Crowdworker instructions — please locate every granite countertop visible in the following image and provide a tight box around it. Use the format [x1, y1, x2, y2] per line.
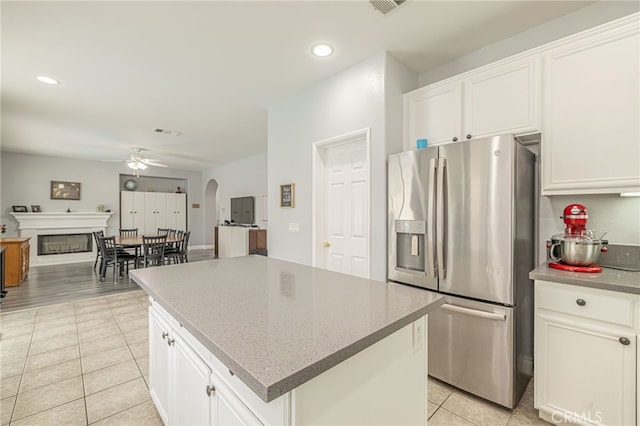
[130, 256, 443, 403]
[530, 263, 640, 294]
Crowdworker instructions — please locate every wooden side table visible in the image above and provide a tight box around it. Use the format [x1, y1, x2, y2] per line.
[0, 237, 31, 286]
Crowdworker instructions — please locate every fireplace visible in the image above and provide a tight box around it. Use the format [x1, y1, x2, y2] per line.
[10, 212, 113, 266]
[38, 233, 93, 256]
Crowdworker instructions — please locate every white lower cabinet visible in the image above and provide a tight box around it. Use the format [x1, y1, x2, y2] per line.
[149, 302, 266, 426]
[535, 280, 639, 426]
[149, 308, 171, 424]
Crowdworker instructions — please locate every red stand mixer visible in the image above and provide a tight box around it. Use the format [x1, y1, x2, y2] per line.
[547, 204, 608, 273]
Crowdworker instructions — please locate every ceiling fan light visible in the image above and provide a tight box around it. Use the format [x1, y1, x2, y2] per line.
[137, 162, 148, 170]
[127, 161, 138, 170]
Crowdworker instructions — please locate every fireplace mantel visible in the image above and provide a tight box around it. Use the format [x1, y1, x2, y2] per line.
[11, 212, 113, 229]
[10, 212, 113, 266]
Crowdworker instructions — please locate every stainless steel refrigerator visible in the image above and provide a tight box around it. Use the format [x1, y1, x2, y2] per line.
[387, 134, 535, 409]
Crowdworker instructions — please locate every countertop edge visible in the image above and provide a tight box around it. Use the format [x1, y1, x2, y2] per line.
[529, 264, 640, 295]
[132, 274, 444, 403]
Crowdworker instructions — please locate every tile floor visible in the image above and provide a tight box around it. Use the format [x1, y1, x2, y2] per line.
[1, 288, 549, 426]
[1, 290, 161, 425]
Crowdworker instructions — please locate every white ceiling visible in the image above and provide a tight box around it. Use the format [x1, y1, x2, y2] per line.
[1, 1, 595, 171]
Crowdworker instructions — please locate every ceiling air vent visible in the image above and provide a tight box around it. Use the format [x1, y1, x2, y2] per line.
[369, 0, 407, 15]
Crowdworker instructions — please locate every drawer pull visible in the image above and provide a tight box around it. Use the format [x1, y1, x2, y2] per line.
[576, 299, 586, 307]
[161, 331, 169, 340]
[619, 337, 631, 346]
[167, 338, 175, 347]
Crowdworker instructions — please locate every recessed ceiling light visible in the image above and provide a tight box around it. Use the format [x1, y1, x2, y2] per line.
[36, 75, 60, 85]
[312, 43, 334, 57]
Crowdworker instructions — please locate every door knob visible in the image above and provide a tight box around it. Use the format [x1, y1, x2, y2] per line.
[323, 241, 331, 248]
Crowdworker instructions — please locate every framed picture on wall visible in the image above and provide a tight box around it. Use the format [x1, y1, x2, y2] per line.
[280, 183, 295, 208]
[12, 205, 28, 212]
[31, 205, 42, 212]
[51, 181, 81, 200]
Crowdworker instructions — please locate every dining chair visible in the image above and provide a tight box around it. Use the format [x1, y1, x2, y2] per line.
[119, 228, 138, 237]
[165, 231, 190, 264]
[92, 230, 105, 270]
[157, 228, 170, 236]
[97, 235, 137, 282]
[139, 235, 167, 268]
[119, 228, 139, 259]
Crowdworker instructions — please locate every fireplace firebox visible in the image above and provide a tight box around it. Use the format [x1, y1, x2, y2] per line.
[38, 233, 93, 256]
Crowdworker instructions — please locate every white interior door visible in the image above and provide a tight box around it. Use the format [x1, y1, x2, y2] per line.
[318, 135, 369, 278]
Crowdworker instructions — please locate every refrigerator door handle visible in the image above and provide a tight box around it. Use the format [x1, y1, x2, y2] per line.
[441, 303, 507, 321]
[426, 158, 437, 278]
[436, 157, 446, 279]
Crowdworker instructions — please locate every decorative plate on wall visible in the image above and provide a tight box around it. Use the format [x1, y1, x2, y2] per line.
[124, 179, 137, 191]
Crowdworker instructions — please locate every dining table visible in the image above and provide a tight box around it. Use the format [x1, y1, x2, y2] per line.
[114, 234, 183, 265]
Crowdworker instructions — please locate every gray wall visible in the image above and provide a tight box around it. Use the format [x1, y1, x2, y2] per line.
[1, 152, 205, 245]
[419, 1, 640, 85]
[203, 152, 268, 245]
[267, 52, 417, 281]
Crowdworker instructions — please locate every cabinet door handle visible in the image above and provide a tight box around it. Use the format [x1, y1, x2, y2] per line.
[161, 331, 169, 340]
[452, 137, 458, 142]
[167, 338, 175, 346]
[466, 134, 472, 140]
[619, 337, 631, 346]
[576, 299, 586, 306]
[206, 384, 216, 396]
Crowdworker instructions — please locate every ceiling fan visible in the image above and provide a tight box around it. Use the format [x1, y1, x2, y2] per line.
[118, 148, 168, 175]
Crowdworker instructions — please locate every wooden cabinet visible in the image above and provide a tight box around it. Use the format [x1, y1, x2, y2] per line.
[0, 237, 30, 287]
[403, 56, 540, 148]
[541, 15, 640, 194]
[143, 193, 168, 234]
[249, 229, 267, 256]
[534, 280, 639, 425]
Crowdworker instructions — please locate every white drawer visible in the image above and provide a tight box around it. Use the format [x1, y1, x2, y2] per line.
[535, 280, 637, 329]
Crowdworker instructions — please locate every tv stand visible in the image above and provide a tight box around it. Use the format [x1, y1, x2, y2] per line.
[214, 226, 267, 258]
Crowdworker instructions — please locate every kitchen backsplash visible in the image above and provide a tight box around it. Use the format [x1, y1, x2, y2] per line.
[538, 194, 640, 263]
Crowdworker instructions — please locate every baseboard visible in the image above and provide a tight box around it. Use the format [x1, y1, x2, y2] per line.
[188, 245, 213, 250]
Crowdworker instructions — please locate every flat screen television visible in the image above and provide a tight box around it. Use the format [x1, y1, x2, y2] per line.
[230, 196, 255, 225]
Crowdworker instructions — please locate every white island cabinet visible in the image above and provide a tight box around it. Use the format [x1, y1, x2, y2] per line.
[131, 256, 443, 426]
[534, 280, 639, 426]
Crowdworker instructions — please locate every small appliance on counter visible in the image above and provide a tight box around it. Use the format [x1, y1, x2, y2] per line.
[547, 204, 608, 273]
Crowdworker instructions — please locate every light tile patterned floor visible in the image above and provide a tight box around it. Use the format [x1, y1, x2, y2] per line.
[0, 290, 161, 425]
[1, 288, 549, 425]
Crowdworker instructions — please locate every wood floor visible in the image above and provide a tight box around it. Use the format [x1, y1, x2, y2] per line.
[0, 249, 216, 313]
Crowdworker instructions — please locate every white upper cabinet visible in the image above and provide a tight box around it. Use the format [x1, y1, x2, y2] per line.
[404, 82, 463, 147]
[541, 15, 640, 194]
[463, 57, 541, 140]
[403, 56, 541, 149]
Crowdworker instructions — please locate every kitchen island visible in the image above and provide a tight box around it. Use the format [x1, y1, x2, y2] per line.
[130, 255, 444, 425]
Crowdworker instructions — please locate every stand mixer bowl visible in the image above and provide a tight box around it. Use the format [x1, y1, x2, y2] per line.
[549, 234, 608, 266]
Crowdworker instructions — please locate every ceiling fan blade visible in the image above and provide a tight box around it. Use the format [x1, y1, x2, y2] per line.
[141, 160, 168, 167]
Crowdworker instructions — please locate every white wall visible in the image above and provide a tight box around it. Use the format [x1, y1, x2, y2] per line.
[267, 52, 417, 281]
[0, 152, 205, 245]
[203, 152, 268, 245]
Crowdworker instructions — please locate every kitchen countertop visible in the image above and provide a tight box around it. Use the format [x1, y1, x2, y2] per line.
[130, 256, 444, 402]
[530, 263, 640, 294]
